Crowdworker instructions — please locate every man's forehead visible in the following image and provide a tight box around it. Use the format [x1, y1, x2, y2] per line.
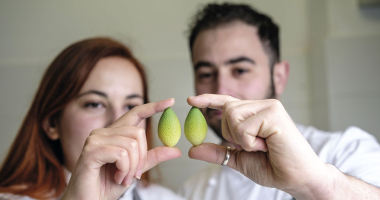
[191, 22, 267, 66]
[193, 21, 260, 47]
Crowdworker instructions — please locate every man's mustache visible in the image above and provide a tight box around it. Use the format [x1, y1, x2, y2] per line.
[206, 108, 222, 118]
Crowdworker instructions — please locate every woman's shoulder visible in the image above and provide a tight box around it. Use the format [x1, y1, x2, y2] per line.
[0, 193, 35, 200]
[136, 181, 185, 200]
[0, 185, 37, 200]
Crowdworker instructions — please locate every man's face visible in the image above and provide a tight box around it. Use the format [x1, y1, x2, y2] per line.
[192, 21, 274, 139]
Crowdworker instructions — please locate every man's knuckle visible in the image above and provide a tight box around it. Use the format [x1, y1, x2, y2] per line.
[85, 136, 97, 145]
[223, 102, 230, 111]
[237, 121, 249, 133]
[82, 144, 95, 154]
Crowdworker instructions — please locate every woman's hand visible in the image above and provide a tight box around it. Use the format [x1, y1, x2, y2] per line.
[61, 98, 182, 200]
[187, 94, 329, 198]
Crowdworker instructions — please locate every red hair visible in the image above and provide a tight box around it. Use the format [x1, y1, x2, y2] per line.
[0, 37, 151, 199]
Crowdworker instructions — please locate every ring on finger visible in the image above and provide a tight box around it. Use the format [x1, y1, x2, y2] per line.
[221, 146, 230, 166]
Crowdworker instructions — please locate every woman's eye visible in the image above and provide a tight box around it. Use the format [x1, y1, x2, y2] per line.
[126, 105, 137, 110]
[84, 102, 104, 109]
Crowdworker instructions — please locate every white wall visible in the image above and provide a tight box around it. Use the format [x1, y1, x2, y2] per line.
[309, 0, 380, 141]
[1, 0, 379, 192]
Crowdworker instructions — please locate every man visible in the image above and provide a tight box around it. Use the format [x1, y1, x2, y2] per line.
[179, 3, 380, 200]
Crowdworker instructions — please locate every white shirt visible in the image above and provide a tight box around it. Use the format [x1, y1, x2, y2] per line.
[0, 167, 184, 200]
[117, 180, 185, 200]
[178, 125, 380, 200]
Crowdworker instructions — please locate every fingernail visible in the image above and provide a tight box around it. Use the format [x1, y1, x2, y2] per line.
[127, 178, 136, 186]
[116, 171, 123, 184]
[135, 170, 142, 179]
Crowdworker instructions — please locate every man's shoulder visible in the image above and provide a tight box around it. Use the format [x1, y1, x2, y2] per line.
[297, 124, 380, 164]
[296, 124, 377, 144]
[297, 124, 380, 187]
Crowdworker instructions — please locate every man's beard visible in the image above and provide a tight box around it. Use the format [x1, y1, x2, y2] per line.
[206, 75, 276, 142]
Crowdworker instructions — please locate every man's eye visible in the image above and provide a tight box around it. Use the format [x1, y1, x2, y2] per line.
[84, 102, 103, 109]
[234, 68, 249, 75]
[198, 73, 213, 79]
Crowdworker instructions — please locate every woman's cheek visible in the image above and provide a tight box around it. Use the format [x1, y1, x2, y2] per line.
[59, 113, 105, 170]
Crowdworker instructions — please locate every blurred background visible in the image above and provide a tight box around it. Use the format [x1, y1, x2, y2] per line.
[1, 0, 380, 192]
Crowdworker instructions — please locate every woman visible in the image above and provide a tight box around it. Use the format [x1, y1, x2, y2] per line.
[0, 38, 183, 199]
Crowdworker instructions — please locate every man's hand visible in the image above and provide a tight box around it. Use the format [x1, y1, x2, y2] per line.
[187, 94, 330, 199]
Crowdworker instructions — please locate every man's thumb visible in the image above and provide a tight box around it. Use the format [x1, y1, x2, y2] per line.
[188, 143, 238, 171]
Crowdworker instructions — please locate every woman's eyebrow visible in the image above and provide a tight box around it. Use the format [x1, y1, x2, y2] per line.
[126, 94, 143, 100]
[77, 90, 107, 99]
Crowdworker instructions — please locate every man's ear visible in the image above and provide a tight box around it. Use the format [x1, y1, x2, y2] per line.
[42, 116, 59, 140]
[273, 60, 290, 98]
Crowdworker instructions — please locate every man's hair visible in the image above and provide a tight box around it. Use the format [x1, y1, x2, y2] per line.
[188, 3, 280, 66]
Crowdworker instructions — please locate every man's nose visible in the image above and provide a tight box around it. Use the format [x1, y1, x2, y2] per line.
[216, 74, 233, 96]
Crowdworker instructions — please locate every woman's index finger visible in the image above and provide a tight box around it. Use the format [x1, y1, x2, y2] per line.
[109, 98, 175, 128]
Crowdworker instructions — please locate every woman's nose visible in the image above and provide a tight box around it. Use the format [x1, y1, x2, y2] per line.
[105, 108, 126, 127]
[113, 109, 126, 121]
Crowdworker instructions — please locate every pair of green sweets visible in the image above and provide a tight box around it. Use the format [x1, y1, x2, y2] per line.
[158, 107, 208, 147]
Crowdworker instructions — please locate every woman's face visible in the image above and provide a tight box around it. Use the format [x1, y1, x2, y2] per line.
[57, 56, 145, 171]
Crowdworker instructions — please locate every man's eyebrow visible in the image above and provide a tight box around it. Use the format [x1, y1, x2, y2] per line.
[194, 61, 213, 71]
[77, 90, 107, 98]
[225, 56, 256, 65]
[126, 94, 143, 100]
